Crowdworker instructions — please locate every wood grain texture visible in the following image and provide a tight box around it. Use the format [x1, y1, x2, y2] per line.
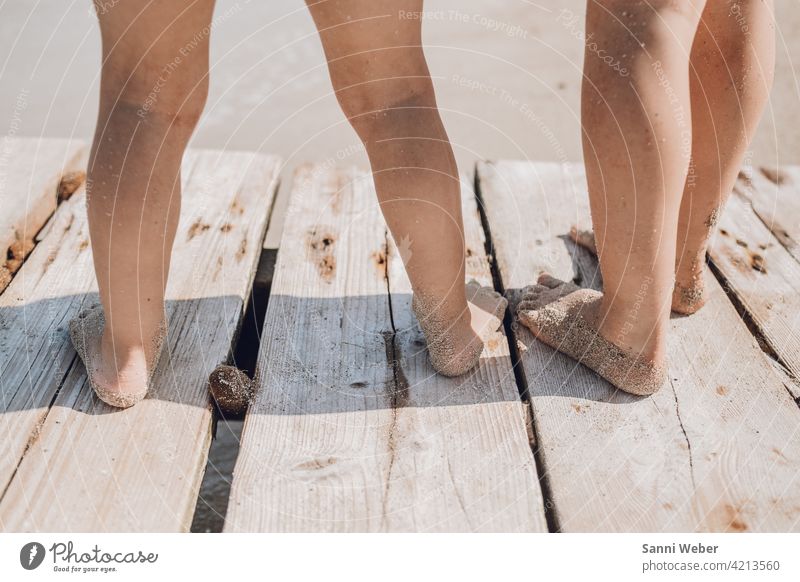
[224, 166, 546, 532]
[478, 160, 800, 532]
[382, 175, 546, 532]
[708, 184, 800, 398]
[0, 148, 281, 532]
[738, 166, 800, 263]
[225, 165, 396, 532]
[0, 138, 87, 289]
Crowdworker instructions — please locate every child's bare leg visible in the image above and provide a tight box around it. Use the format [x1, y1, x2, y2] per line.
[73, 1, 213, 407]
[307, 0, 505, 376]
[674, 0, 775, 314]
[570, 1, 775, 316]
[519, 1, 705, 395]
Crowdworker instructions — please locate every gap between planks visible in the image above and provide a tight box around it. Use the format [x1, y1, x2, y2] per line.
[705, 167, 800, 401]
[224, 164, 547, 532]
[477, 160, 800, 533]
[0, 146, 281, 532]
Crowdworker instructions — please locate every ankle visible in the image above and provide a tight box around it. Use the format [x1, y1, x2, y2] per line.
[100, 319, 167, 364]
[100, 331, 146, 357]
[413, 287, 468, 318]
[597, 295, 668, 360]
[675, 251, 705, 283]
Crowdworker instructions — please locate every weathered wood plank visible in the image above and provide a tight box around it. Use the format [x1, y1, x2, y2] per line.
[738, 166, 800, 263]
[381, 176, 547, 532]
[224, 165, 396, 532]
[225, 166, 546, 532]
[0, 149, 281, 532]
[708, 186, 800, 397]
[253, 171, 287, 291]
[478, 160, 800, 532]
[0, 138, 86, 289]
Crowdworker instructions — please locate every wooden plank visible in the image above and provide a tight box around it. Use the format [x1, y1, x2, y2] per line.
[478, 160, 800, 532]
[253, 167, 286, 291]
[0, 138, 87, 289]
[738, 166, 800, 263]
[224, 164, 396, 532]
[381, 176, 546, 532]
[225, 165, 547, 532]
[708, 187, 800, 397]
[0, 149, 281, 532]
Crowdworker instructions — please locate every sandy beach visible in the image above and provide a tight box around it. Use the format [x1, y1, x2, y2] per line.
[2, 1, 798, 170]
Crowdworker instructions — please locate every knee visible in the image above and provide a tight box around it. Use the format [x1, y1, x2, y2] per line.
[102, 56, 209, 127]
[588, 0, 703, 54]
[338, 79, 437, 140]
[593, 0, 701, 23]
[131, 67, 208, 128]
[328, 55, 437, 140]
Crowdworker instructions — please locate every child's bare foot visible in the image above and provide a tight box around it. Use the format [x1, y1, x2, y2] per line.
[569, 225, 707, 315]
[516, 274, 667, 396]
[413, 281, 508, 377]
[672, 256, 707, 315]
[69, 305, 167, 408]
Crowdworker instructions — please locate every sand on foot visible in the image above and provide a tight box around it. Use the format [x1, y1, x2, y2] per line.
[413, 280, 508, 377]
[516, 274, 667, 396]
[568, 225, 707, 315]
[68, 305, 167, 408]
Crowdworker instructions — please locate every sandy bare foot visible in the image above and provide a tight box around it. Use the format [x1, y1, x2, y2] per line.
[69, 305, 167, 408]
[413, 280, 508, 377]
[516, 274, 667, 396]
[569, 225, 706, 315]
[672, 260, 707, 315]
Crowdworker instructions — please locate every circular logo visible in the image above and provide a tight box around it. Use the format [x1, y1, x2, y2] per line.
[20, 542, 46, 570]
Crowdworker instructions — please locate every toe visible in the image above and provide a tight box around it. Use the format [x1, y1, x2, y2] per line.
[517, 285, 551, 314]
[569, 226, 597, 254]
[465, 280, 496, 304]
[516, 305, 542, 332]
[466, 282, 507, 321]
[464, 279, 481, 298]
[568, 224, 580, 243]
[495, 293, 508, 311]
[537, 272, 565, 289]
[520, 283, 547, 303]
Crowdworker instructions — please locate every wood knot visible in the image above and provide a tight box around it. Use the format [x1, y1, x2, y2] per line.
[307, 228, 337, 282]
[57, 170, 86, 201]
[187, 220, 211, 240]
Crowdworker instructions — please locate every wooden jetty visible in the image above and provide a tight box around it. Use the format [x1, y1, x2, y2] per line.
[1, 138, 798, 532]
[0, 138, 280, 531]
